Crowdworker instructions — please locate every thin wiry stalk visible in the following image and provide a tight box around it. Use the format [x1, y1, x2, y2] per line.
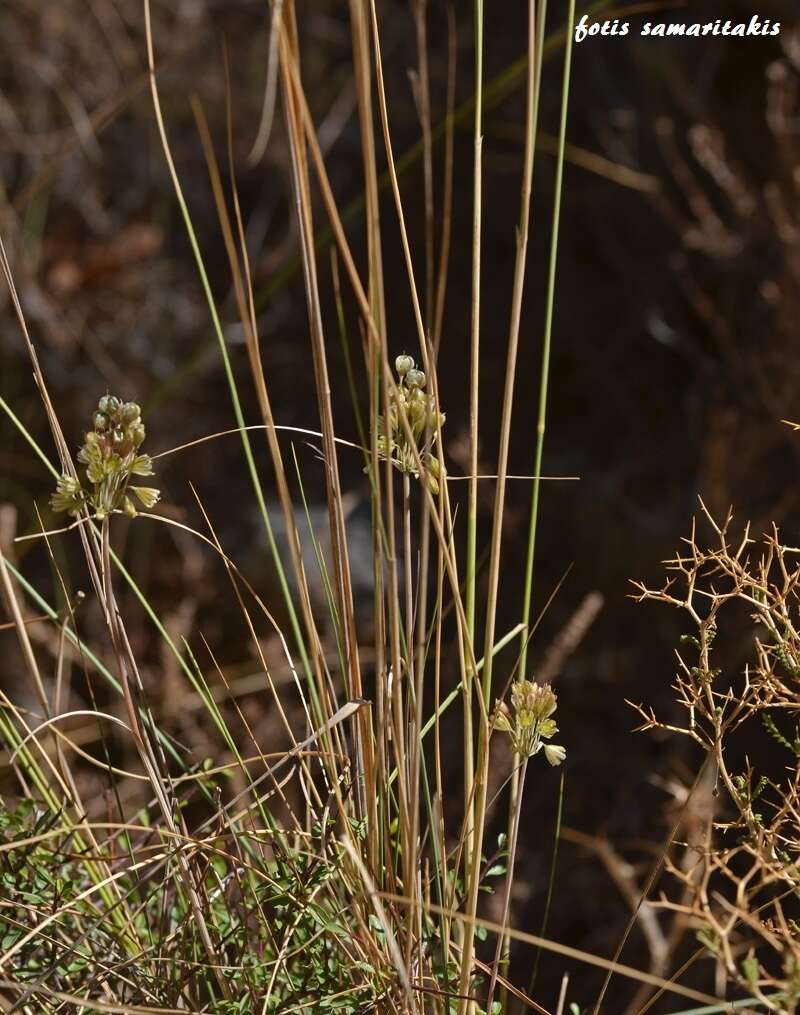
[464, 0, 484, 923]
[296, 9, 487, 966]
[519, 0, 575, 678]
[308, 6, 490, 970]
[432, 504, 452, 972]
[282, 41, 482, 958]
[192, 85, 325, 680]
[411, 0, 435, 334]
[98, 514, 230, 1001]
[402, 467, 422, 970]
[247, 0, 284, 165]
[0, 516, 191, 775]
[282, 44, 480, 679]
[346, 7, 388, 877]
[346, 17, 390, 868]
[486, 756, 529, 1013]
[523, 770, 566, 1012]
[458, 0, 552, 1001]
[365, 0, 428, 360]
[277, 2, 365, 861]
[513, 4, 576, 987]
[0, 668, 136, 960]
[432, 1, 457, 357]
[410, 0, 440, 938]
[0, 252, 218, 972]
[500, 0, 549, 996]
[143, 0, 316, 703]
[187, 495, 321, 822]
[352, 0, 416, 907]
[381, 892, 724, 1008]
[189, 93, 336, 821]
[252, 0, 613, 318]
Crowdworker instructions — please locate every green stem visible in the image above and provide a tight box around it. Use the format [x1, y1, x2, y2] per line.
[524, 770, 565, 1008]
[462, 0, 483, 999]
[143, 0, 315, 706]
[486, 755, 529, 1014]
[520, 0, 576, 677]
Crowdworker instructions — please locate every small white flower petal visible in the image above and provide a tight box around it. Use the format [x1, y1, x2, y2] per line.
[544, 743, 566, 767]
[131, 486, 161, 509]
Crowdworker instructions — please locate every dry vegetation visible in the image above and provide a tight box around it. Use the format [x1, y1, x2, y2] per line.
[1, 1, 799, 1014]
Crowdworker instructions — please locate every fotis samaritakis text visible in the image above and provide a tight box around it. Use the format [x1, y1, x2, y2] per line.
[574, 14, 782, 43]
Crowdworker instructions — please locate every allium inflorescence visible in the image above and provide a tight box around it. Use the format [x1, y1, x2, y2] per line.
[493, 679, 566, 764]
[51, 395, 159, 520]
[376, 355, 444, 493]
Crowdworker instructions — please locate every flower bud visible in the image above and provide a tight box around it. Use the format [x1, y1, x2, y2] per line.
[409, 397, 426, 422]
[493, 702, 513, 733]
[98, 395, 120, 415]
[427, 400, 443, 430]
[121, 402, 141, 424]
[405, 368, 426, 390]
[395, 354, 415, 377]
[93, 412, 109, 432]
[112, 430, 133, 457]
[409, 400, 427, 440]
[544, 744, 566, 766]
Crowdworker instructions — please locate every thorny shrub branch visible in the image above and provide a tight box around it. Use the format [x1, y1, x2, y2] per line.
[632, 500, 800, 1012]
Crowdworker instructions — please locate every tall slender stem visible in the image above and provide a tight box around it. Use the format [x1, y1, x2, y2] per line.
[466, 0, 484, 647]
[403, 470, 421, 968]
[458, 0, 551, 1003]
[520, 0, 577, 677]
[463, 0, 484, 968]
[486, 756, 529, 1014]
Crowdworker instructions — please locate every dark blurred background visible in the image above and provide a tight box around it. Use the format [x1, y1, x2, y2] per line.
[2, 0, 800, 1009]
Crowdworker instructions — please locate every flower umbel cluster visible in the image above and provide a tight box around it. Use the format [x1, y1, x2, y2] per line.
[51, 395, 160, 520]
[376, 355, 445, 494]
[494, 679, 566, 765]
